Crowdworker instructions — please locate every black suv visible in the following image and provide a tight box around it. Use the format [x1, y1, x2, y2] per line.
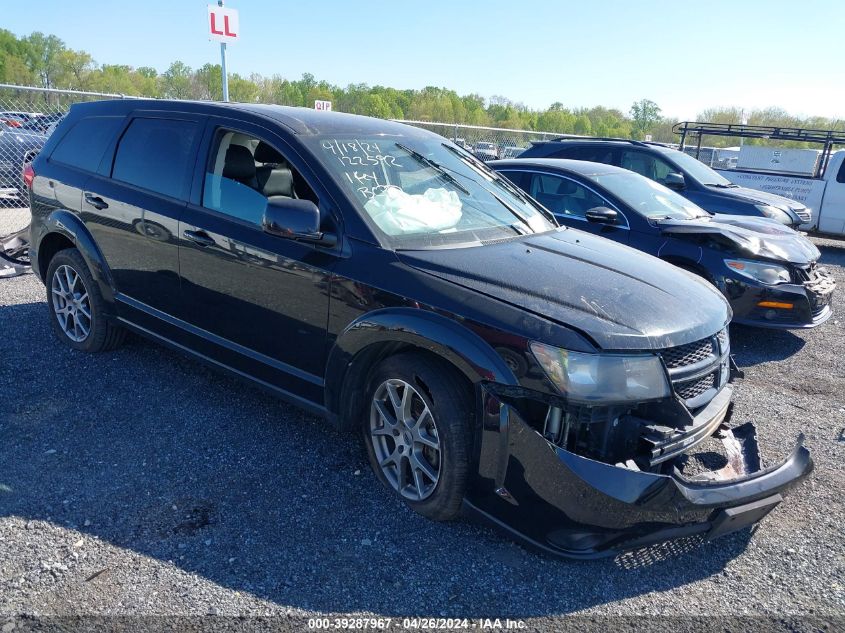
[27, 100, 811, 559]
[519, 137, 811, 228]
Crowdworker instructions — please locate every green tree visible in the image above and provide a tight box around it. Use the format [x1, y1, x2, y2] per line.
[630, 99, 662, 138]
[194, 63, 223, 100]
[23, 32, 65, 88]
[573, 114, 592, 135]
[56, 49, 94, 89]
[161, 61, 193, 99]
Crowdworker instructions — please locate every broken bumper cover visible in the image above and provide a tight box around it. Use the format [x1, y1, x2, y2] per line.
[726, 271, 835, 329]
[466, 388, 813, 560]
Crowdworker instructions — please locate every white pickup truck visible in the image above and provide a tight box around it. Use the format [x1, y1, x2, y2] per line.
[675, 122, 845, 237]
[716, 150, 845, 236]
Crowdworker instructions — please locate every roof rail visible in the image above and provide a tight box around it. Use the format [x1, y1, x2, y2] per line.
[546, 134, 652, 147]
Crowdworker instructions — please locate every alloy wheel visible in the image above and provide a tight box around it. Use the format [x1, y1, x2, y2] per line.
[369, 378, 442, 501]
[51, 264, 91, 342]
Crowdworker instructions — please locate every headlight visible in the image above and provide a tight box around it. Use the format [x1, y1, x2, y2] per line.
[529, 342, 670, 403]
[725, 258, 791, 284]
[755, 204, 792, 224]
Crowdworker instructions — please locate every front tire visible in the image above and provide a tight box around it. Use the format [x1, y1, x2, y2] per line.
[45, 248, 125, 352]
[363, 352, 473, 521]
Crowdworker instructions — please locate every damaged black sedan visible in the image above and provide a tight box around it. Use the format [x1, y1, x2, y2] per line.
[492, 159, 835, 329]
[28, 101, 812, 560]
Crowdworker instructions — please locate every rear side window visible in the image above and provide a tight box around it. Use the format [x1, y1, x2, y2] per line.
[49, 116, 123, 173]
[837, 158, 845, 184]
[553, 145, 615, 164]
[112, 118, 198, 199]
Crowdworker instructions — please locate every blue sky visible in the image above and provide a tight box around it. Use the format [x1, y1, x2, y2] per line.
[6, 0, 844, 119]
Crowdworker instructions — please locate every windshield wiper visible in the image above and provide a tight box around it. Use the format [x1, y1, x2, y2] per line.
[489, 192, 537, 234]
[440, 143, 525, 199]
[439, 142, 556, 223]
[395, 143, 470, 195]
[706, 182, 739, 188]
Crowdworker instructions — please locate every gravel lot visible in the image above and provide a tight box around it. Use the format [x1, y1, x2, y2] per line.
[1, 226, 844, 630]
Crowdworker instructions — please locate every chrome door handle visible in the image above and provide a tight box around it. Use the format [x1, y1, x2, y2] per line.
[182, 229, 215, 247]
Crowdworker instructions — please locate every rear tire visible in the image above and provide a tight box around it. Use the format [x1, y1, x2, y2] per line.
[363, 352, 473, 521]
[45, 248, 125, 352]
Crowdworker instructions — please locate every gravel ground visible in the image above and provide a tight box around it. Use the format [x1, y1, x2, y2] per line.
[0, 232, 844, 631]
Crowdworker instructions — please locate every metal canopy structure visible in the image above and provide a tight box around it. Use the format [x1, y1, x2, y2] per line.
[673, 121, 845, 178]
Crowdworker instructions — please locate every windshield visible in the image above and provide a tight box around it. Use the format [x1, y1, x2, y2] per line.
[663, 148, 732, 186]
[589, 172, 709, 220]
[308, 134, 556, 249]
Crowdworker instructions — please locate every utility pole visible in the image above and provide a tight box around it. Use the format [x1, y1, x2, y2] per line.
[218, 0, 229, 102]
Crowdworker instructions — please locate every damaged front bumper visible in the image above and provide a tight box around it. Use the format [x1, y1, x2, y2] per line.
[466, 386, 813, 561]
[725, 267, 835, 329]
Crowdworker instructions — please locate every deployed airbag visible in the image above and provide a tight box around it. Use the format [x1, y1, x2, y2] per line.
[364, 186, 462, 235]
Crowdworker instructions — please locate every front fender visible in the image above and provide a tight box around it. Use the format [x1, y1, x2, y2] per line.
[35, 209, 116, 303]
[324, 308, 519, 424]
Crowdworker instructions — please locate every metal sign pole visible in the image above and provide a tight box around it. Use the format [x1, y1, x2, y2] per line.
[218, 0, 229, 102]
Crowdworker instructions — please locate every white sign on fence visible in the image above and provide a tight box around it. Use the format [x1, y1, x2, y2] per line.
[314, 100, 332, 112]
[208, 5, 239, 43]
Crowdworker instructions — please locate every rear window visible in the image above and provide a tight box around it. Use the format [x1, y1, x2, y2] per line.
[49, 116, 123, 173]
[112, 118, 198, 199]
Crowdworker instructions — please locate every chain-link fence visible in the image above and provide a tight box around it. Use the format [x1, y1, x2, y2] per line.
[393, 120, 567, 160]
[0, 84, 138, 277]
[0, 84, 137, 275]
[0, 84, 134, 231]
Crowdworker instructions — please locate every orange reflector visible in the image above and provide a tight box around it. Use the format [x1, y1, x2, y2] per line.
[758, 301, 794, 310]
[727, 261, 746, 271]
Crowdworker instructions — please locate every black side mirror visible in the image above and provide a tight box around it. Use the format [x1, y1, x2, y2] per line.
[585, 206, 618, 224]
[664, 172, 686, 190]
[263, 198, 336, 246]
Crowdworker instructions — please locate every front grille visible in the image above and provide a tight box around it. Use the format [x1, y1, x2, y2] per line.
[661, 339, 713, 369]
[792, 263, 814, 283]
[795, 208, 812, 223]
[676, 373, 716, 400]
[658, 329, 729, 407]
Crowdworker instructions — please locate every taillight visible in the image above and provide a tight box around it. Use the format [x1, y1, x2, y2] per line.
[6, 119, 22, 128]
[23, 162, 35, 189]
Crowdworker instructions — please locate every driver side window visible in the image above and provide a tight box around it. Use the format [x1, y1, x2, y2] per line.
[527, 173, 607, 219]
[202, 130, 318, 226]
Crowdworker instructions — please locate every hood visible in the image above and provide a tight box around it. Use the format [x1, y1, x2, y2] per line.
[397, 229, 730, 351]
[716, 185, 805, 212]
[659, 214, 820, 264]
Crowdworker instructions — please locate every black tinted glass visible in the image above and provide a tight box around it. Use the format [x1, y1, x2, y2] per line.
[556, 145, 615, 164]
[497, 170, 526, 188]
[50, 116, 123, 173]
[112, 118, 197, 198]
